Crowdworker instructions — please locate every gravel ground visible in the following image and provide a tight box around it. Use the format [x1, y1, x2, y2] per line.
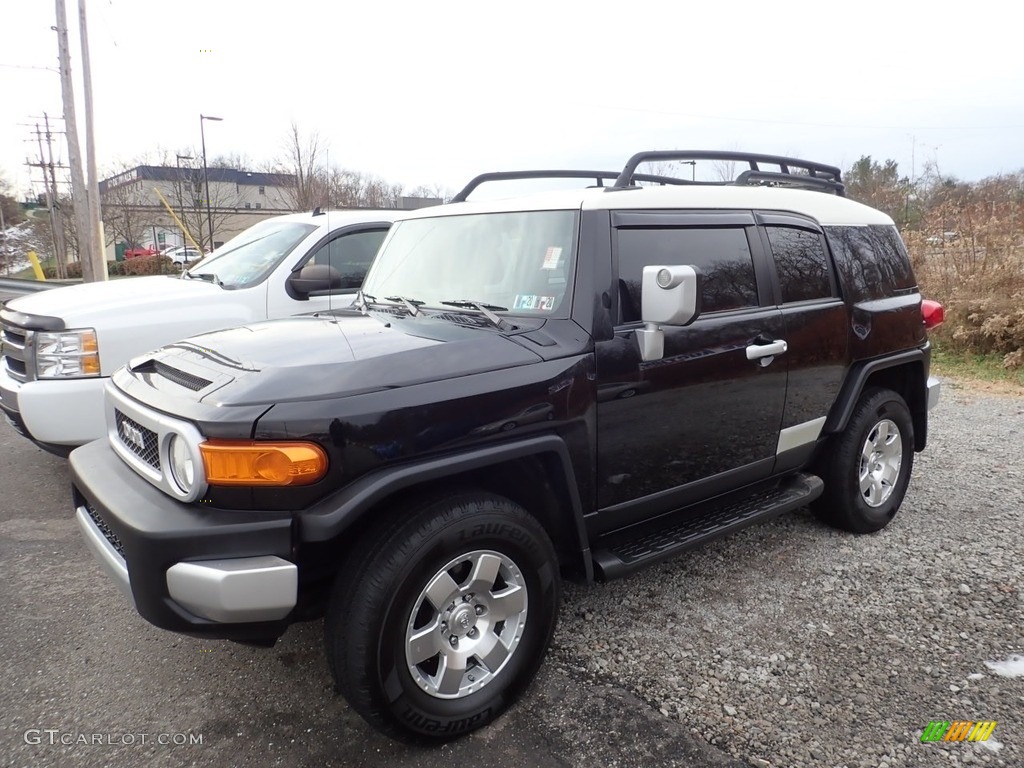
[2, 379, 1020, 767]
[548, 380, 1024, 767]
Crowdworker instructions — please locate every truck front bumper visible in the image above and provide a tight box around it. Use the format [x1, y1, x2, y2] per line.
[0, 368, 108, 454]
[70, 438, 297, 642]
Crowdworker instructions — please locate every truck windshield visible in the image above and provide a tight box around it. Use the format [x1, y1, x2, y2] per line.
[187, 221, 317, 289]
[362, 210, 577, 316]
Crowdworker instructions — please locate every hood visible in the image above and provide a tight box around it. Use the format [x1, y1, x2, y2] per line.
[128, 313, 543, 407]
[7, 276, 223, 327]
[7, 276, 265, 375]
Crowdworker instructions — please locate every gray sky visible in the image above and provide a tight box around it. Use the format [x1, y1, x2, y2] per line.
[2, 0, 1022, 199]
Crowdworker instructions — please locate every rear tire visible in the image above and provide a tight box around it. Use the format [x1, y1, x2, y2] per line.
[814, 387, 914, 533]
[325, 491, 559, 741]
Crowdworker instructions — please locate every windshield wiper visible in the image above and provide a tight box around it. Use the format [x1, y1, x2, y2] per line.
[191, 272, 223, 287]
[384, 295, 425, 317]
[355, 291, 375, 312]
[440, 299, 512, 330]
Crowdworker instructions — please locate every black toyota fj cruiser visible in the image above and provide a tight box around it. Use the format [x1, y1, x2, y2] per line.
[71, 151, 943, 740]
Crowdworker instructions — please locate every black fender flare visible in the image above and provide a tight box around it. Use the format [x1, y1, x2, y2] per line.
[297, 434, 593, 580]
[822, 346, 929, 450]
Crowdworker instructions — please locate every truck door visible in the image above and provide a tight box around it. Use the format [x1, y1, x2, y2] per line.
[593, 211, 787, 534]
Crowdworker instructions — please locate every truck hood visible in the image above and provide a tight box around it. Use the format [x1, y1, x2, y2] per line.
[127, 313, 543, 407]
[7, 276, 264, 375]
[7, 276, 223, 327]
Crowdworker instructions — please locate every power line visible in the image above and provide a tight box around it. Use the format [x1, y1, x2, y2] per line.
[0, 63, 59, 72]
[577, 102, 1024, 132]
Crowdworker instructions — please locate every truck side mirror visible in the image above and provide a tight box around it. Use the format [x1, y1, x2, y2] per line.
[287, 264, 343, 300]
[636, 265, 702, 362]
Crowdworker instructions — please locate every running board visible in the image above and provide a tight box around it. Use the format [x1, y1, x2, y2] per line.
[592, 473, 824, 580]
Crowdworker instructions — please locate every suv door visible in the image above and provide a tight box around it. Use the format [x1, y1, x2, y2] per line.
[266, 224, 391, 317]
[593, 211, 787, 534]
[757, 213, 849, 472]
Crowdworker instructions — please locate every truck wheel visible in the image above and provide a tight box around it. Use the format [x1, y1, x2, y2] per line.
[325, 491, 559, 740]
[814, 387, 914, 534]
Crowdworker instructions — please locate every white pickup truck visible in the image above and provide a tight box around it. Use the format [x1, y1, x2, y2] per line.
[0, 209, 400, 454]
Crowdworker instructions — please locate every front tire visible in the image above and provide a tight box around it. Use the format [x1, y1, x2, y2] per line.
[814, 387, 914, 533]
[325, 491, 559, 740]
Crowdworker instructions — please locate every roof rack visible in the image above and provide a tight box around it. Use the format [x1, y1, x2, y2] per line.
[614, 150, 846, 196]
[450, 169, 689, 203]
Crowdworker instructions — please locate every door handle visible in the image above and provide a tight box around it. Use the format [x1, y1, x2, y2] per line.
[746, 339, 788, 360]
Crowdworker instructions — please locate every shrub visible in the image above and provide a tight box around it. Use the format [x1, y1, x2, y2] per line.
[120, 255, 176, 276]
[43, 257, 177, 279]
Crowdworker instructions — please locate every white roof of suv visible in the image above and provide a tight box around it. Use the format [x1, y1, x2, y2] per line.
[396, 152, 893, 228]
[400, 185, 891, 228]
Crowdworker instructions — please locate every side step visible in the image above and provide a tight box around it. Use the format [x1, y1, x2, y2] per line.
[592, 472, 824, 580]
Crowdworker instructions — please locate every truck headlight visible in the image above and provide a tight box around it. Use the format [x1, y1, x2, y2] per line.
[34, 329, 100, 378]
[168, 434, 196, 494]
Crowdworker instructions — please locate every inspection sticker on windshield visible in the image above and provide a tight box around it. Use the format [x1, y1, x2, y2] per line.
[514, 295, 556, 310]
[541, 247, 562, 270]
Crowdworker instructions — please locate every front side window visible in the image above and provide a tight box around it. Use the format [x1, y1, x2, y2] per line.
[362, 210, 577, 316]
[307, 229, 388, 289]
[615, 227, 758, 322]
[188, 221, 317, 289]
[766, 226, 835, 303]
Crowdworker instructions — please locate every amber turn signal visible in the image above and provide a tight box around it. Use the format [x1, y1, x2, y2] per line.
[200, 440, 328, 486]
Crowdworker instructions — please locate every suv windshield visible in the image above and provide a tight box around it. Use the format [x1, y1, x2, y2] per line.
[187, 221, 318, 289]
[362, 210, 577, 316]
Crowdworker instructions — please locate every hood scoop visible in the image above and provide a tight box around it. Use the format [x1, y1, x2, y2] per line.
[132, 359, 213, 392]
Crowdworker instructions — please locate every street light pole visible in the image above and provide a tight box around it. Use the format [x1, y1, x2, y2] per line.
[175, 154, 193, 252]
[199, 114, 222, 252]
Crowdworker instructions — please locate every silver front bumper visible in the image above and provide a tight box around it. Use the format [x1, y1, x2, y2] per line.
[76, 504, 297, 623]
[75, 505, 135, 606]
[165, 558, 297, 623]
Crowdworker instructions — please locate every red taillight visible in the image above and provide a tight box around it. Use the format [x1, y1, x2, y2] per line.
[922, 299, 944, 330]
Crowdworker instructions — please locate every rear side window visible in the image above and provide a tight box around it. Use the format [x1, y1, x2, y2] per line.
[825, 225, 917, 301]
[615, 227, 757, 322]
[766, 226, 835, 303]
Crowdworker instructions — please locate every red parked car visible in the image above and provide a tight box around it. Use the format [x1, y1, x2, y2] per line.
[123, 247, 160, 259]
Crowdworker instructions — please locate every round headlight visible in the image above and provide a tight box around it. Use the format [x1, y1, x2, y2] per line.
[168, 435, 195, 493]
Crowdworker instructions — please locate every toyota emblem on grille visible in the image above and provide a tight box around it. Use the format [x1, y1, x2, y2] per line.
[121, 422, 145, 452]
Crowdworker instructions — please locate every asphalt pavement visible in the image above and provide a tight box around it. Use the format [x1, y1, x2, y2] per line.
[0, 424, 743, 768]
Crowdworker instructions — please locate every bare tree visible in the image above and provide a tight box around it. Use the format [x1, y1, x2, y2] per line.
[209, 152, 253, 170]
[102, 175, 150, 248]
[711, 159, 738, 182]
[281, 122, 328, 210]
[406, 184, 452, 203]
[169, 164, 238, 250]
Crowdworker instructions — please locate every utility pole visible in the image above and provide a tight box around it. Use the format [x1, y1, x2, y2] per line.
[26, 118, 70, 278]
[42, 114, 69, 276]
[54, 0, 95, 281]
[79, 0, 106, 279]
[0, 201, 6, 276]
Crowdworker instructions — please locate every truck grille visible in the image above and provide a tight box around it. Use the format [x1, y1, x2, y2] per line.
[0, 321, 31, 383]
[114, 409, 160, 470]
[84, 501, 125, 557]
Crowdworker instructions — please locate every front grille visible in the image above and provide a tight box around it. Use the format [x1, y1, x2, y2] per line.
[84, 501, 125, 557]
[114, 410, 160, 470]
[1, 322, 30, 383]
[153, 361, 211, 392]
